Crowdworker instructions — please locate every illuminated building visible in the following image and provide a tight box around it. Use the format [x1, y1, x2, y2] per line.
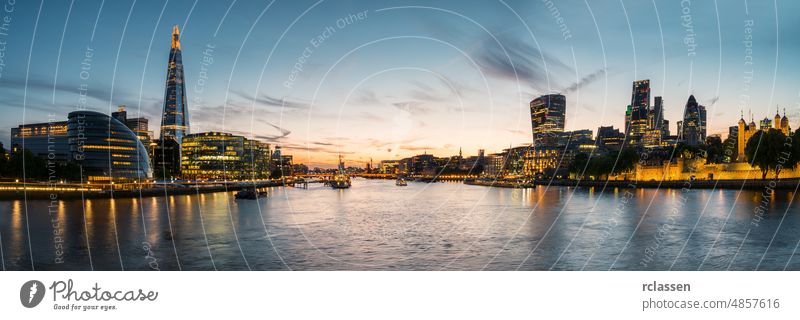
[271, 146, 293, 177]
[483, 154, 506, 178]
[651, 96, 669, 137]
[180, 132, 272, 180]
[530, 94, 566, 147]
[552, 129, 594, 147]
[379, 160, 400, 174]
[159, 25, 190, 146]
[777, 109, 791, 135]
[597, 126, 624, 151]
[627, 80, 651, 145]
[759, 117, 772, 130]
[112, 105, 152, 148]
[768, 109, 792, 135]
[10, 120, 70, 162]
[680, 95, 707, 146]
[152, 138, 181, 180]
[67, 111, 152, 183]
[735, 110, 792, 162]
[624, 105, 632, 134]
[527, 147, 571, 178]
[243, 138, 272, 179]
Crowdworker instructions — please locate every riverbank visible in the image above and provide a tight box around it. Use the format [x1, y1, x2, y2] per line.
[0, 180, 287, 200]
[464, 179, 536, 188]
[534, 178, 800, 190]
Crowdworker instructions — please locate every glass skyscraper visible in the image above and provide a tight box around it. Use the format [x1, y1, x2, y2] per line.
[530, 94, 566, 147]
[627, 79, 650, 144]
[159, 25, 189, 145]
[681, 95, 707, 146]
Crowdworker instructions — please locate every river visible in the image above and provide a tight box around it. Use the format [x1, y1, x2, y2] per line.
[1, 178, 799, 270]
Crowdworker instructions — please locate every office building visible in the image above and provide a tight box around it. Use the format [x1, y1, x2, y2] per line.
[680, 95, 707, 145]
[67, 111, 152, 183]
[159, 25, 190, 145]
[530, 94, 566, 147]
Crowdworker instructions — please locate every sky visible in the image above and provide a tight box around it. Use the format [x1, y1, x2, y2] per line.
[0, 0, 798, 168]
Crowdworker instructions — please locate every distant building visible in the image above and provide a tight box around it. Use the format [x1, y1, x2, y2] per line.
[483, 154, 506, 178]
[379, 160, 400, 174]
[597, 126, 625, 151]
[112, 105, 152, 148]
[680, 95, 707, 145]
[530, 94, 566, 147]
[10, 120, 70, 162]
[735, 110, 792, 162]
[152, 138, 181, 180]
[759, 117, 772, 130]
[775, 109, 791, 135]
[271, 146, 293, 177]
[180, 132, 272, 180]
[627, 80, 651, 145]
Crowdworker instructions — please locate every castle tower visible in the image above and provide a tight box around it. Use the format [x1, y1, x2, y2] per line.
[781, 108, 790, 135]
[737, 113, 746, 162]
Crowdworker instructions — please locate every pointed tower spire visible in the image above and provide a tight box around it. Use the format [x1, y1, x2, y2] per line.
[171, 25, 181, 50]
[160, 24, 189, 145]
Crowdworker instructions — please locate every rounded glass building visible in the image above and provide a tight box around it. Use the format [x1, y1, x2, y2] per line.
[67, 111, 152, 183]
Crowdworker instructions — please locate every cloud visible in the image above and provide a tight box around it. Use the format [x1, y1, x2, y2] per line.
[392, 101, 430, 114]
[353, 89, 381, 105]
[399, 145, 436, 152]
[233, 91, 310, 109]
[561, 68, 606, 93]
[706, 96, 720, 107]
[409, 80, 447, 102]
[0, 75, 115, 103]
[506, 129, 529, 136]
[474, 34, 570, 89]
[358, 111, 385, 122]
[276, 141, 355, 154]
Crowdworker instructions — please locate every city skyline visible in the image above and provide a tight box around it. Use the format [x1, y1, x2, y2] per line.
[1, 1, 798, 168]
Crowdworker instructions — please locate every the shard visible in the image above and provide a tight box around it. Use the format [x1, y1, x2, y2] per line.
[159, 25, 189, 145]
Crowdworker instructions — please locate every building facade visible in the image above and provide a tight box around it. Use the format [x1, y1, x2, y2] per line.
[160, 25, 190, 146]
[627, 80, 651, 145]
[67, 111, 152, 183]
[10, 120, 70, 162]
[681, 95, 707, 145]
[530, 94, 566, 147]
[180, 132, 272, 180]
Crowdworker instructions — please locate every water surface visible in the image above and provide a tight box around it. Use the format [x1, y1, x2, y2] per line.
[1, 179, 799, 270]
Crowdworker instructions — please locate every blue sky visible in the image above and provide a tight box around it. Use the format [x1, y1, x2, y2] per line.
[0, 0, 798, 167]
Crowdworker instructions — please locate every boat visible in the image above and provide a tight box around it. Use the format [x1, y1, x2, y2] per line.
[395, 177, 407, 186]
[235, 189, 267, 199]
[330, 155, 351, 189]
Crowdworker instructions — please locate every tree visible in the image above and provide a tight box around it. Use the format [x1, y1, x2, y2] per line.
[0, 147, 7, 178]
[614, 148, 640, 173]
[5, 149, 48, 180]
[568, 153, 590, 178]
[744, 128, 796, 179]
[56, 161, 83, 182]
[270, 168, 284, 179]
[721, 136, 737, 163]
[568, 148, 639, 180]
[704, 136, 724, 164]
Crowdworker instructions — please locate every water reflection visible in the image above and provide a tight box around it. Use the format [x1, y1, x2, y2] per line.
[0, 179, 799, 270]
